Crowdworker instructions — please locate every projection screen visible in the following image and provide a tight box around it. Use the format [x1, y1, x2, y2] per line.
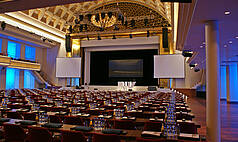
[154, 54, 185, 78]
[56, 58, 81, 78]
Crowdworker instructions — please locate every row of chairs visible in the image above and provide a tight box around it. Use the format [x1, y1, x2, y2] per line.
[2, 123, 199, 142]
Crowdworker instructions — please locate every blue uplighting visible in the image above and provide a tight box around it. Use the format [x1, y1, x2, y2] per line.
[25, 45, 36, 61]
[228, 63, 238, 102]
[6, 68, 19, 90]
[7, 41, 20, 59]
[220, 66, 227, 99]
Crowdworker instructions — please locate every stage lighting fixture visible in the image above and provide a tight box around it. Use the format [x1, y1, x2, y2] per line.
[84, 24, 88, 31]
[95, 14, 100, 22]
[130, 19, 135, 27]
[129, 34, 133, 39]
[112, 35, 116, 39]
[75, 19, 79, 24]
[80, 24, 84, 32]
[189, 64, 196, 68]
[87, 14, 92, 21]
[79, 15, 84, 21]
[101, 13, 105, 19]
[68, 25, 73, 33]
[108, 12, 113, 18]
[144, 18, 148, 26]
[114, 25, 119, 30]
[182, 50, 193, 57]
[124, 20, 128, 26]
[1, 21, 6, 30]
[98, 35, 101, 40]
[147, 30, 150, 37]
[160, 0, 192, 3]
[194, 68, 200, 72]
[118, 14, 123, 21]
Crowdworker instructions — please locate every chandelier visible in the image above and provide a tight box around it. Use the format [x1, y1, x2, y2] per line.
[91, 13, 117, 29]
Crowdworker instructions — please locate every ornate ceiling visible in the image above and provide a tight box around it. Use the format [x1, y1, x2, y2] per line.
[16, 0, 171, 34]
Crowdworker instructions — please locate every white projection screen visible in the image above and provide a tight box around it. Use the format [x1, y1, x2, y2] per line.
[154, 54, 185, 78]
[56, 58, 81, 78]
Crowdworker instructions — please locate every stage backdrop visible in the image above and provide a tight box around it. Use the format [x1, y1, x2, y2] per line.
[90, 49, 158, 86]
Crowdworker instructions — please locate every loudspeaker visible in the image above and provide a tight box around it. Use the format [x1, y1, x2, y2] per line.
[148, 86, 157, 91]
[65, 35, 72, 52]
[160, 0, 192, 3]
[162, 28, 168, 49]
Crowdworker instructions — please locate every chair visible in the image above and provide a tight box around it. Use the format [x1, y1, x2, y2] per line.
[136, 137, 166, 142]
[113, 120, 136, 130]
[49, 115, 63, 123]
[6, 111, 23, 119]
[3, 123, 27, 142]
[23, 112, 36, 121]
[61, 130, 87, 142]
[27, 126, 53, 142]
[63, 116, 83, 125]
[92, 133, 120, 142]
[143, 121, 162, 132]
[178, 122, 198, 134]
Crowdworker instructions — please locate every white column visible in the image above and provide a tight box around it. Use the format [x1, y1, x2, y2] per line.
[205, 20, 221, 142]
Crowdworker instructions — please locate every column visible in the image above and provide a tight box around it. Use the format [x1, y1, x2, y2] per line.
[205, 20, 220, 142]
[19, 44, 25, 89]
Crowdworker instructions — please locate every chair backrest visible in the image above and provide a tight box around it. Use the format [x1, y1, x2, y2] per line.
[61, 130, 87, 142]
[3, 123, 26, 142]
[143, 121, 162, 132]
[92, 133, 120, 142]
[63, 116, 83, 125]
[23, 112, 36, 121]
[178, 122, 198, 134]
[136, 137, 166, 142]
[114, 120, 135, 130]
[49, 115, 63, 123]
[28, 126, 52, 142]
[6, 111, 23, 119]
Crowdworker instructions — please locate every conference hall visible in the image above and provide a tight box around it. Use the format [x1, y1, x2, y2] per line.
[0, 0, 237, 142]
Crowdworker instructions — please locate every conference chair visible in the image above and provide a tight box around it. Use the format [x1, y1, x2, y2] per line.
[6, 111, 23, 119]
[3, 123, 27, 142]
[178, 122, 198, 134]
[63, 116, 83, 125]
[143, 121, 162, 132]
[61, 130, 87, 142]
[113, 119, 136, 130]
[27, 126, 53, 142]
[92, 133, 120, 142]
[49, 115, 63, 124]
[23, 112, 36, 121]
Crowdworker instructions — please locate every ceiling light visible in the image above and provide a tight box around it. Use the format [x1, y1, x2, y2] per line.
[235, 36, 238, 39]
[224, 11, 231, 15]
[200, 45, 203, 48]
[229, 41, 233, 44]
[224, 44, 227, 48]
[202, 42, 205, 44]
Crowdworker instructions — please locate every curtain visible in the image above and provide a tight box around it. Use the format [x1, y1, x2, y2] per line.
[24, 70, 35, 89]
[7, 41, 20, 59]
[6, 68, 19, 89]
[25, 46, 36, 61]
